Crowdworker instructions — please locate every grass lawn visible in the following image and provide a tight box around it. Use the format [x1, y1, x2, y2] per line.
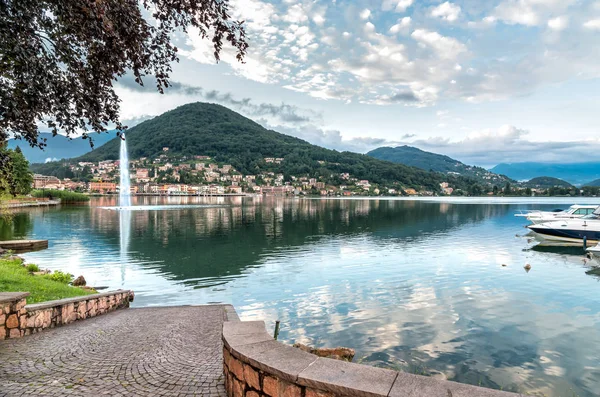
[0, 257, 94, 304]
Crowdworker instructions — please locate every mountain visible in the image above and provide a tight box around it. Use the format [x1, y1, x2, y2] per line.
[8, 132, 115, 164]
[524, 176, 574, 189]
[490, 162, 600, 186]
[34, 102, 460, 192]
[367, 145, 512, 186]
[583, 179, 600, 187]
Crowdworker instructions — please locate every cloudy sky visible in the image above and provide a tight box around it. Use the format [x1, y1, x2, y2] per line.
[114, 0, 600, 167]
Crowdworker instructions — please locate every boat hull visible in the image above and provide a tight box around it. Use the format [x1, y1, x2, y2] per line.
[528, 225, 600, 244]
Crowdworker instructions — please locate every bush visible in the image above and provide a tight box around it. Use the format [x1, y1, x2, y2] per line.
[25, 263, 40, 272]
[31, 189, 90, 203]
[43, 270, 73, 284]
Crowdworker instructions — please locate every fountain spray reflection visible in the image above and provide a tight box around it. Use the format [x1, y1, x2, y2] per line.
[119, 134, 131, 208]
[118, 209, 131, 285]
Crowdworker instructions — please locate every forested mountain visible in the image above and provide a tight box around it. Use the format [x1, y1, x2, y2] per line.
[367, 145, 512, 186]
[524, 176, 574, 189]
[490, 162, 600, 186]
[583, 179, 600, 187]
[8, 133, 114, 163]
[34, 102, 479, 192]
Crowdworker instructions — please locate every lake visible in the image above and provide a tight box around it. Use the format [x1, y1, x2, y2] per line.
[2, 196, 600, 396]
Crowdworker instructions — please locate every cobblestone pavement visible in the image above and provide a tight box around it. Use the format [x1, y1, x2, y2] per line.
[0, 305, 229, 396]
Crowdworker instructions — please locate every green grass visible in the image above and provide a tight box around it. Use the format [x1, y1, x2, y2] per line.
[31, 189, 90, 203]
[0, 257, 94, 303]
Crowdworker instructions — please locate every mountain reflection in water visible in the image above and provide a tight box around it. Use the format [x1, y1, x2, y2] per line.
[2, 196, 600, 397]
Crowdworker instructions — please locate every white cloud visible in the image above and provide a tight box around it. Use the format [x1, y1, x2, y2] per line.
[583, 19, 600, 30]
[411, 29, 467, 59]
[360, 9, 371, 20]
[491, 0, 578, 27]
[547, 16, 568, 31]
[389, 17, 411, 34]
[283, 4, 309, 24]
[430, 2, 461, 22]
[409, 125, 600, 165]
[382, 0, 414, 13]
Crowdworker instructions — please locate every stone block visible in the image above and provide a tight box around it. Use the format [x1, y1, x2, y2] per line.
[233, 377, 244, 397]
[238, 341, 318, 383]
[247, 391, 260, 397]
[0, 314, 5, 326]
[297, 357, 397, 397]
[262, 375, 278, 397]
[227, 372, 233, 396]
[226, 332, 275, 349]
[243, 364, 260, 390]
[230, 358, 245, 380]
[77, 302, 87, 320]
[6, 314, 18, 329]
[231, 340, 280, 363]
[42, 310, 52, 328]
[19, 314, 26, 328]
[279, 381, 302, 397]
[223, 321, 268, 336]
[388, 372, 522, 397]
[15, 299, 26, 311]
[9, 328, 21, 338]
[0, 327, 5, 339]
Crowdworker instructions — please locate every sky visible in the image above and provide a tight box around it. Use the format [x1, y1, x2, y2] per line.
[113, 0, 600, 168]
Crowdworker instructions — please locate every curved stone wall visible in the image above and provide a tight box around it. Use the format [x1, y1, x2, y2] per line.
[1, 290, 134, 339]
[222, 320, 523, 397]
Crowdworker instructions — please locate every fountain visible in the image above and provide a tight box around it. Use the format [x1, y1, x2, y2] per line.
[119, 134, 131, 208]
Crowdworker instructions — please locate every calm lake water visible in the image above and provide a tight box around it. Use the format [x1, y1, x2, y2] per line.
[2, 196, 600, 396]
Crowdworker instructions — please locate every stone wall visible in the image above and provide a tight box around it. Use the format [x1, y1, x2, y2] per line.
[222, 320, 524, 397]
[0, 290, 134, 340]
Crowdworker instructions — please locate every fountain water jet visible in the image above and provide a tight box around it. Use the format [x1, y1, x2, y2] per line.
[119, 134, 131, 208]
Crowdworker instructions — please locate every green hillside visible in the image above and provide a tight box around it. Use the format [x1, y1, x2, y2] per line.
[524, 176, 574, 189]
[367, 145, 512, 186]
[583, 179, 600, 187]
[35, 102, 464, 192]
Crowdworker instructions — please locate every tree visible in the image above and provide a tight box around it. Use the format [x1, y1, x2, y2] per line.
[0, 0, 248, 160]
[0, 145, 33, 197]
[504, 182, 511, 196]
[9, 147, 33, 196]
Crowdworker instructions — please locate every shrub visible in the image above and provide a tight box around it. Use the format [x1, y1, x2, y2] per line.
[43, 270, 74, 284]
[31, 189, 90, 203]
[25, 263, 40, 272]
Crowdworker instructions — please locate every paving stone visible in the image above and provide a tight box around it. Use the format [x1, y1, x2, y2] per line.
[0, 305, 232, 396]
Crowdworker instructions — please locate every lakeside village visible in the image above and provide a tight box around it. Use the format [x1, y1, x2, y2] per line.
[33, 148, 450, 197]
[32, 148, 596, 197]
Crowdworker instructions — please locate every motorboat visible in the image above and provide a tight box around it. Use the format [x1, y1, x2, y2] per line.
[527, 208, 600, 244]
[587, 243, 600, 257]
[516, 205, 599, 224]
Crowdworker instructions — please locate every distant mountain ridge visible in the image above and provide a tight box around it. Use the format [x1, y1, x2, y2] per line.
[490, 162, 600, 186]
[8, 133, 115, 164]
[524, 176, 574, 189]
[584, 179, 600, 187]
[367, 145, 512, 186]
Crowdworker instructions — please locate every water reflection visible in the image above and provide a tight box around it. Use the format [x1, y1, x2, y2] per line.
[1, 197, 600, 397]
[119, 209, 131, 286]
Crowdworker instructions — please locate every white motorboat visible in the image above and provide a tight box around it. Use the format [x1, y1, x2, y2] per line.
[516, 205, 599, 224]
[587, 243, 600, 256]
[527, 208, 600, 244]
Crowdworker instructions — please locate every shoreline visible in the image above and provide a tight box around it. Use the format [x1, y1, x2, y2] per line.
[1, 199, 60, 209]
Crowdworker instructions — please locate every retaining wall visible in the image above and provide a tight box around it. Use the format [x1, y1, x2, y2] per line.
[0, 290, 133, 340]
[222, 320, 524, 397]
